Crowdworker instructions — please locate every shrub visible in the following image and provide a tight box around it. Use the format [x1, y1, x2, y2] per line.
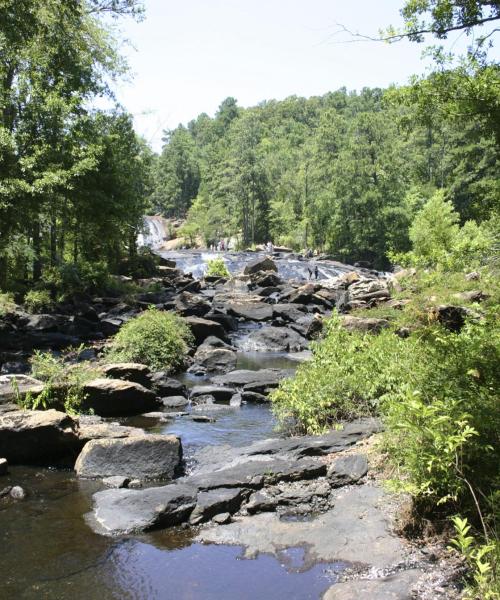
[271, 316, 407, 434]
[21, 348, 99, 413]
[24, 289, 53, 313]
[0, 291, 16, 316]
[118, 247, 159, 279]
[205, 257, 230, 278]
[107, 307, 193, 371]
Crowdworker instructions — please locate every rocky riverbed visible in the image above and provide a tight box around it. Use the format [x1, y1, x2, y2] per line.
[0, 251, 463, 599]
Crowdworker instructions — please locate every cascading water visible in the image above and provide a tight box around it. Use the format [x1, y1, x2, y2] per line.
[137, 215, 168, 249]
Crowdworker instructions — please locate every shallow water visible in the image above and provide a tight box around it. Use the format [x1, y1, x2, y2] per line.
[0, 253, 350, 599]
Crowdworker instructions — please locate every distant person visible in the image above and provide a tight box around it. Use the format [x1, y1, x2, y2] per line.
[314, 265, 319, 279]
[308, 266, 313, 280]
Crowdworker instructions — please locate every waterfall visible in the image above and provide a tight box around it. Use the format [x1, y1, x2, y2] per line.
[137, 216, 168, 249]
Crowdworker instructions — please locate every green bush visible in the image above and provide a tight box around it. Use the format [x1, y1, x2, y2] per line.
[21, 348, 99, 413]
[24, 289, 53, 313]
[118, 247, 159, 279]
[271, 316, 406, 434]
[0, 291, 16, 316]
[205, 257, 230, 278]
[107, 307, 193, 371]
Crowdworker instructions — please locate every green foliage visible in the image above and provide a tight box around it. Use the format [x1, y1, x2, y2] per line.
[24, 289, 53, 313]
[107, 307, 193, 372]
[0, 292, 16, 315]
[118, 247, 159, 279]
[271, 317, 405, 434]
[449, 516, 499, 600]
[205, 257, 230, 278]
[22, 348, 99, 413]
[177, 222, 200, 247]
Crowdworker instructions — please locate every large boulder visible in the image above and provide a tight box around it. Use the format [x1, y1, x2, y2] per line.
[184, 316, 227, 345]
[211, 369, 293, 394]
[192, 337, 237, 374]
[174, 292, 211, 317]
[149, 372, 187, 397]
[77, 416, 143, 446]
[226, 302, 273, 322]
[82, 378, 159, 417]
[99, 363, 151, 388]
[0, 409, 80, 464]
[75, 434, 182, 480]
[190, 385, 237, 403]
[243, 326, 308, 353]
[243, 256, 277, 276]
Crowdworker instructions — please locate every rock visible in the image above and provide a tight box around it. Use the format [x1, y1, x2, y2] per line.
[328, 454, 368, 486]
[246, 490, 278, 514]
[161, 396, 189, 409]
[211, 369, 293, 391]
[453, 290, 488, 303]
[0, 409, 80, 464]
[272, 303, 308, 323]
[10, 485, 26, 500]
[103, 476, 130, 489]
[212, 512, 231, 524]
[191, 415, 216, 423]
[0, 485, 12, 497]
[82, 378, 159, 417]
[243, 326, 308, 352]
[75, 434, 182, 480]
[184, 316, 227, 345]
[77, 418, 143, 446]
[174, 292, 211, 317]
[203, 313, 238, 332]
[465, 271, 480, 281]
[226, 302, 273, 322]
[189, 488, 246, 524]
[190, 386, 237, 403]
[243, 256, 277, 275]
[22, 314, 65, 332]
[323, 570, 423, 600]
[99, 318, 122, 336]
[0, 457, 8, 475]
[290, 315, 324, 340]
[99, 363, 151, 388]
[149, 372, 187, 397]
[90, 483, 198, 535]
[433, 305, 475, 332]
[282, 283, 319, 304]
[241, 391, 268, 403]
[0, 361, 29, 375]
[340, 316, 390, 333]
[0, 374, 45, 405]
[192, 341, 237, 374]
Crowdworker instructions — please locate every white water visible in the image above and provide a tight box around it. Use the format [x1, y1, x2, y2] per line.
[137, 216, 168, 249]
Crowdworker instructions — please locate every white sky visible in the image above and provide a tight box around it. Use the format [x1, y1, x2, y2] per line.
[109, 0, 499, 151]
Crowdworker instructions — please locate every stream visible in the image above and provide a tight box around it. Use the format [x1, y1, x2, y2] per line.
[0, 241, 352, 599]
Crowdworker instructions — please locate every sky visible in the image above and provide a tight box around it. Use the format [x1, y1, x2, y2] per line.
[110, 0, 498, 151]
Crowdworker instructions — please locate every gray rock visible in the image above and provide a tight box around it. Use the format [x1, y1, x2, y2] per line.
[246, 490, 278, 514]
[323, 569, 423, 600]
[340, 316, 390, 333]
[0, 409, 80, 464]
[272, 303, 308, 322]
[77, 418, 143, 446]
[0, 485, 12, 497]
[243, 256, 277, 275]
[103, 476, 130, 489]
[149, 372, 187, 397]
[75, 434, 182, 480]
[10, 485, 26, 500]
[0, 374, 45, 405]
[190, 386, 237, 403]
[241, 391, 268, 403]
[190, 488, 246, 524]
[161, 396, 189, 409]
[0, 457, 8, 475]
[211, 369, 293, 390]
[82, 378, 159, 417]
[184, 316, 227, 345]
[192, 344, 237, 374]
[191, 415, 216, 423]
[226, 302, 273, 322]
[90, 483, 198, 535]
[328, 454, 368, 486]
[175, 292, 211, 317]
[243, 326, 308, 352]
[99, 363, 151, 388]
[212, 512, 231, 524]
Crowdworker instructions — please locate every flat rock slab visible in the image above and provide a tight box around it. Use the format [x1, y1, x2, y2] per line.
[323, 569, 424, 600]
[242, 326, 308, 353]
[99, 363, 151, 388]
[199, 485, 406, 568]
[75, 434, 182, 480]
[226, 302, 273, 322]
[91, 483, 197, 535]
[211, 369, 294, 390]
[190, 487, 246, 524]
